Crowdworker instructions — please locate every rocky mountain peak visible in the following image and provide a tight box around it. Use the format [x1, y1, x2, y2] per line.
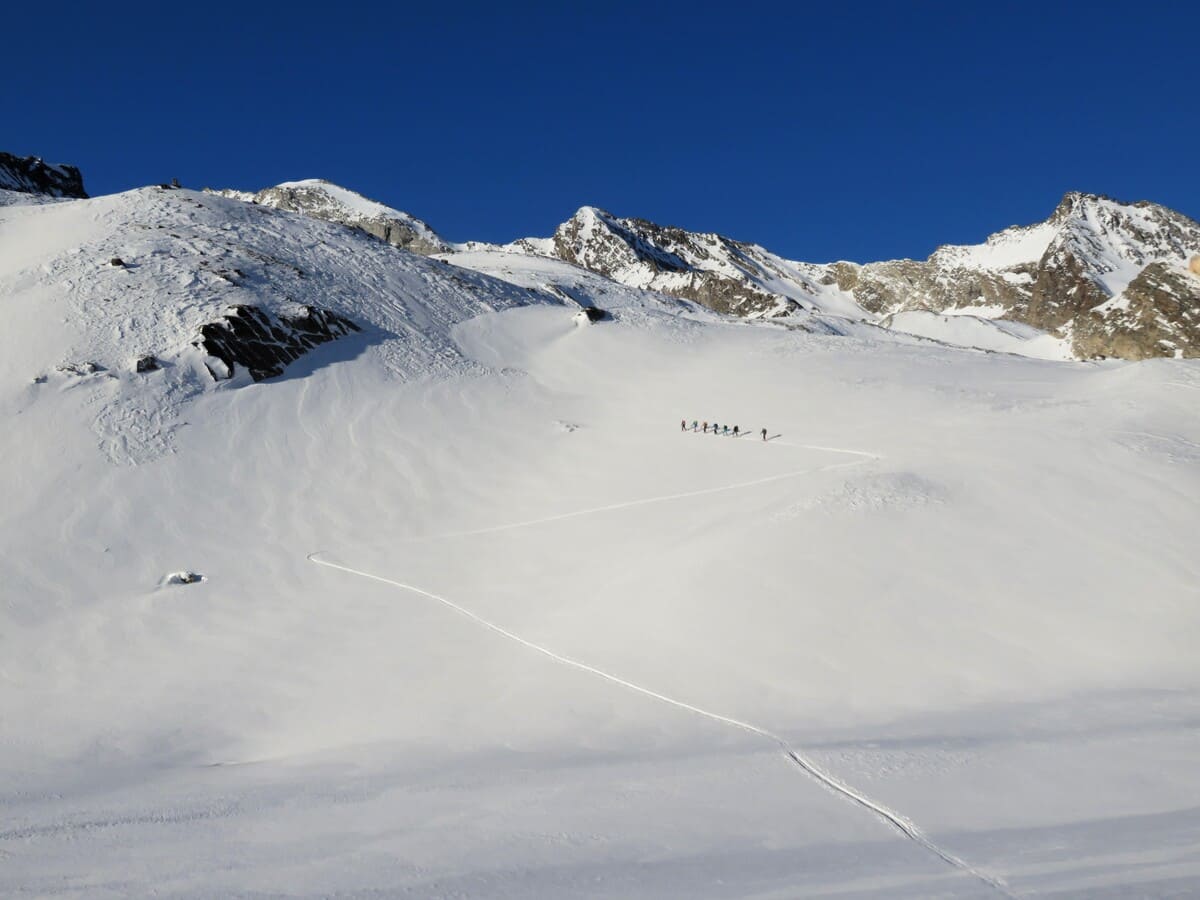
[494, 192, 1200, 359]
[553, 206, 692, 279]
[1049, 191, 1115, 223]
[0, 152, 87, 201]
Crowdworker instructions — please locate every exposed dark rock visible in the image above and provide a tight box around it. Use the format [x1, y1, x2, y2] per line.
[109, 257, 125, 268]
[581, 307, 610, 322]
[0, 152, 87, 198]
[166, 571, 205, 585]
[195, 304, 360, 382]
[135, 355, 160, 373]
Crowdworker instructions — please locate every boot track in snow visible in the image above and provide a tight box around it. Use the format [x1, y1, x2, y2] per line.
[308, 442, 1013, 897]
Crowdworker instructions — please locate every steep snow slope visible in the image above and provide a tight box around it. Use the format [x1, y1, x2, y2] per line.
[882, 310, 1074, 360]
[2, 196, 1198, 900]
[0, 186, 559, 463]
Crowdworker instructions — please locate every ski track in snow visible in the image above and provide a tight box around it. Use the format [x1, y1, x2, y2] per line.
[308, 442, 1014, 897]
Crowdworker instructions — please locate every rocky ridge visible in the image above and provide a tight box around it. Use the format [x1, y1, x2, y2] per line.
[823, 193, 1200, 359]
[484, 194, 1200, 359]
[201, 172, 1200, 360]
[472, 206, 861, 319]
[0, 152, 87, 202]
[206, 180, 450, 255]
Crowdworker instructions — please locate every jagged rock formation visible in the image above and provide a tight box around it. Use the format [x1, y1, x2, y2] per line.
[196, 304, 360, 382]
[1074, 262, 1200, 359]
[489, 194, 1200, 359]
[207, 180, 450, 255]
[0, 152, 87, 200]
[491, 207, 806, 318]
[829, 193, 1200, 359]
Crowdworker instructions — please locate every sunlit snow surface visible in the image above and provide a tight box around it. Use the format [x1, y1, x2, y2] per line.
[1, 190, 1199, 898]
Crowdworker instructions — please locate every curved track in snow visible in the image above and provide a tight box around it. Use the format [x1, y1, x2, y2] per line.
[309, 442, 1014, 897]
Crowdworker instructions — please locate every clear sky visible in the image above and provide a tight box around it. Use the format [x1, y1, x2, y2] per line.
[7, 1, 1198, 262]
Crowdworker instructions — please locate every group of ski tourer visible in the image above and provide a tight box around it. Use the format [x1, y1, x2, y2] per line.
[681, 419, 768, 441]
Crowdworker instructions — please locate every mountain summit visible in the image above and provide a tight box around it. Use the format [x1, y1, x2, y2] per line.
[207, 179, 451, 256]
[0, 151, 87, 203]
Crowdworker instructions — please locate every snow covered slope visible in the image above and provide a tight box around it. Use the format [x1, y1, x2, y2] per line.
[2, 174, 1199, 897]
[882, 310, 1074, 360]
[0, 185, 559, 463]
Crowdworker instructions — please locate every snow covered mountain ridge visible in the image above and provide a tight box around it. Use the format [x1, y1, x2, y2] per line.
[15, 153, 1200, 361]
[214, 174, 1195, 360]
[474, 193, 1200, 360]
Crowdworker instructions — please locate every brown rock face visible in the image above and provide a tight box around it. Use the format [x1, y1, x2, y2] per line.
[1074, 262, 1200, 359]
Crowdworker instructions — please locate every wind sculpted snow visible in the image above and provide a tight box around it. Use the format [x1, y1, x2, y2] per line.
[1, 192, 1199, 897]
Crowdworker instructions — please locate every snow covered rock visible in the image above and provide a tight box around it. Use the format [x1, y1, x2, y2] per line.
[0, 151, 87, 201]
[477, 193, 1200, 360]
[164, 572, 205, 586]
[830, 192, 1200, 359]
[206, 180, 450, 255]
[499, 206, 815, 319]
[573, 307, 610, 324]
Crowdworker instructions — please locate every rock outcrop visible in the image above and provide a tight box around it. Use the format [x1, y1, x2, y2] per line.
[207, 180, 450, 255]
[0, 152, 87, 199]
[1074, 262, 1200, 359]
[530, 207, 800, 318]
[196, 304, 360, 382]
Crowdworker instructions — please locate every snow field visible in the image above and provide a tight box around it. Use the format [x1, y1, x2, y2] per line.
[1, 193, 1199, 896]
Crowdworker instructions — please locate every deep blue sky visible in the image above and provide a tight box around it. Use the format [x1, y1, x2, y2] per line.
[7, 1, 1198, 262]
